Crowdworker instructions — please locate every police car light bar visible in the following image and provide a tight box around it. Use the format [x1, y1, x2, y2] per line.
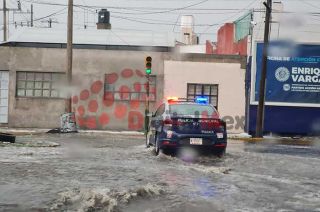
[195, 96, 209, 104]
[167, 96, 208, 104]
[167, 96, 179, 101]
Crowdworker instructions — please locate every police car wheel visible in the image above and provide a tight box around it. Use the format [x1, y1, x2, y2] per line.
[214, 147, 226, 157]
[145, 132, 151, 148]
[154, 136, 160, 156]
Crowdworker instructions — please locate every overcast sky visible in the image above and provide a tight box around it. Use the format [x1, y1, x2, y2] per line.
[1, 0, 320, 43]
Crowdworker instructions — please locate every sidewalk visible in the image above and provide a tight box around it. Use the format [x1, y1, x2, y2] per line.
[0, 128, 317, 143]
[0, 127, 251, 138]
[0, 128, 145, 136]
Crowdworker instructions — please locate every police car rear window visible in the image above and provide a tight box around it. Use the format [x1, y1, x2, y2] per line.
[169, 104, 216, 116]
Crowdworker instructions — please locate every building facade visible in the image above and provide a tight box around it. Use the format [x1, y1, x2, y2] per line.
[0, 29, 247, 133]
[0, 44, 170, 130]
[210, 1, 320, 135]
[164, 54, 247, 133]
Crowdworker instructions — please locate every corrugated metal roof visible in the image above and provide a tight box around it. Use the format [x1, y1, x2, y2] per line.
[2, 28, 175, 47]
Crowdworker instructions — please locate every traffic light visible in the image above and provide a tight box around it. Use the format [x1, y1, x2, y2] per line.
[145, 56, 152, 75]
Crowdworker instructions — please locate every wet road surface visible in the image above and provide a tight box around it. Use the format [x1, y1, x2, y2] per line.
[0, 134, 320, 212]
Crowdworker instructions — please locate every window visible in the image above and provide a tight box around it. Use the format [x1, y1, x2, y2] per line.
[16, 72, 65, 98]
[104, 74, 156, 102]
[169, 104, 216, 116]
[187, 83, 219, 108]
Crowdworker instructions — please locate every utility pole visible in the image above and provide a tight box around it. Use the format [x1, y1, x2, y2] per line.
[3, 0, 7, 42]
[66, 0, 73, 113]
[30, 4, 33, 27]
[255, 0, 272, 138]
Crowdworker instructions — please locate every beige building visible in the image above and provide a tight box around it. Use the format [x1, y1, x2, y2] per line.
[164, 55, 246, 133]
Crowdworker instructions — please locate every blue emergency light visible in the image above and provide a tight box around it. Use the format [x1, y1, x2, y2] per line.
[195, 96, 209, 104]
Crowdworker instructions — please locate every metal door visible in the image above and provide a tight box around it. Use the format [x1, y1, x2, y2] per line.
[0, 71, 9, 123]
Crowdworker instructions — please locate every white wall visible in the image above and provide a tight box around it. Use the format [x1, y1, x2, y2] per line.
[164, 61, 246, 133]
[178, 45, 206, 54]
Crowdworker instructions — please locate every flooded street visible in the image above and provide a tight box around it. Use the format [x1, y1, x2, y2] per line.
[0, 134, 320, 212]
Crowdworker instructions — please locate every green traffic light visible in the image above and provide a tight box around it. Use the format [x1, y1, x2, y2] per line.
[146, 68, 151, 75]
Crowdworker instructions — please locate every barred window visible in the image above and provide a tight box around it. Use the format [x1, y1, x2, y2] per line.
[104, 74, 156, 101]
[187, 83, 219, 109]
[16, 72, 65, 98]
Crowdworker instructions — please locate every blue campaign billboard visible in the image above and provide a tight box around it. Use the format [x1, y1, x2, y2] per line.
[254, 42, 320, 104]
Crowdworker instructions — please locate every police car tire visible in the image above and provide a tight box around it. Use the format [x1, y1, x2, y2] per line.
[215, 148, 226, 157]
[154, 136, 160, 156]
[145, 133, 151, 148]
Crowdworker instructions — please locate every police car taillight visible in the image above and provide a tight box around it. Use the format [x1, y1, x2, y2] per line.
[212, 120, 226, 131]
[164, 119, 173, 127]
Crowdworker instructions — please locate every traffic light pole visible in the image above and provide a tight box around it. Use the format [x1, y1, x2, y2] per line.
[145, 75, 150, 134]
[255, 0, 272, 138]
[144, 56, 152, 134]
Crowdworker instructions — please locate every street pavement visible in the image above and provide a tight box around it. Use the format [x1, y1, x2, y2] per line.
[0, 133, 319, 212]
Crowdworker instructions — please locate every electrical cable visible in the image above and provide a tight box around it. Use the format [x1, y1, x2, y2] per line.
[200, 0, 259, 36]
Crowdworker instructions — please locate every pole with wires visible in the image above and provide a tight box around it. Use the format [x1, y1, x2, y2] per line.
[66, 0, 73, 113]
[255, 0, 272, 138]
[30, 4, 33, 27]
[3, 0, 7, 42]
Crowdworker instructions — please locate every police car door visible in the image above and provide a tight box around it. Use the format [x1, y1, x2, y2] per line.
[152, 104, 165, 134]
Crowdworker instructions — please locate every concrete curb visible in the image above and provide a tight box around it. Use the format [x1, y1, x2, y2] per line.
[2, 129, 315, 143]
[0, 128, 51, 135]
[78, 130, 144, 136]
[0, 128, 145, 136]
[1, 128, 248, 138]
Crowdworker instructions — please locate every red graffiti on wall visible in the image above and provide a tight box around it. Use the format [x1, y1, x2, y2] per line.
[85, 116, 97, 129]
[134, 82, 141, 92]
[121, 68, 134, 78]
[91, 81, 103, 94]
[72, 68, 154, 130]
[130, 99, 140, 110]
[103, 92, 114, 107]
[77, 105, 85, 117]
[119, 85, 130, 100]
[72, 96, 78, 104]
[105, 73, 118, 84]
[99, 113, 110, 126]
[128, 111, 144, 130]
[80, 90, 90, 101]
[88, 100, 98, 113]
[114, 103, 128, 119]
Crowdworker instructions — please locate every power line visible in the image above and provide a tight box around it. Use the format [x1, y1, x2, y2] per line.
[7, 3, 320, 29]
[113, 0, 210, 15]
[33, 7, 66, 22]
[200, 0, 259, 35]
[1, 7, 67, 26]
[21, 0, 256, 12]
[71, 7, 234, 27]
[299, 0, 320, 11]
[111, 15, 219, 27]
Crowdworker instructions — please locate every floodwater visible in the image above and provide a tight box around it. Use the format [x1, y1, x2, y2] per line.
[0, 134, 320, 212]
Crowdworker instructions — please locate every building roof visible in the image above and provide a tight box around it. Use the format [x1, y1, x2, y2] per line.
[1, 27, 176, 48]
